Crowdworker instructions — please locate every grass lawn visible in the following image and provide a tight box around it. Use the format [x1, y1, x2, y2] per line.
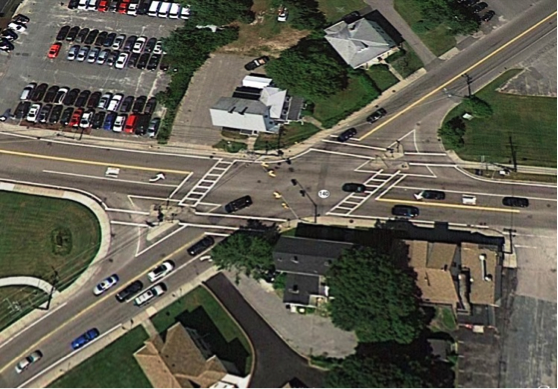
[367, 64, 399, 92]
[253, 122, 321, 151]
[386, 42, 424, 78]
[213, 139, 247, 153]
[0, 191, 101, 330]
[151, 286, 252, 375]
[464, 169, 557, 184]
[50, 326, 151, 388]
[318, 0, 366, 22]
[430, 307, 457, 333]
[394, 0, 456, 56]
[312, 73, 380, 128]
[221, 129, 249, 140]
[445, 70, 557, 167]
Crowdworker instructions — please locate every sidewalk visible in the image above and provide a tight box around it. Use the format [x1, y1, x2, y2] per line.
[446, 151, 558, 176]
[0, 182, 111, 343]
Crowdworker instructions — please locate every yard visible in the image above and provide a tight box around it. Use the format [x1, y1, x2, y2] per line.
[150, 286, 252, 375]
[367, 64, 399, 92]
[444, 70, 557, 167]
[317, 0, 367, 22]
[429, 307, 458, 333]
[0, 191, 101, 330]
[50, 327, 151, 388]
[386, 42, 424, 78]
[394, 0, 456, 56]
[213, 139, 248, 153]
[253, 122, 322, 151]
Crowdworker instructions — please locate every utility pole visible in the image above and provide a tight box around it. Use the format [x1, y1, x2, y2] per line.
[508, 135, 518, 172]
[291, 179, 318, 223]
[462, 73, 473, 98]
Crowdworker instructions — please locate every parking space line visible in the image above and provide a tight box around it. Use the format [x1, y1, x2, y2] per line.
[0, 149, 191, 174]
[376, 198, 521, 213]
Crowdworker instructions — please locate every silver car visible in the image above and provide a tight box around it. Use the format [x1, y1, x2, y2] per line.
[76, 46, 90, 62]
[96, 49, 110, 65]
[111, 34, 125, 50]
[15, 351, 43, 374]
[67, 44, 80, 61]
[115, 52, 129, 69]
[97, 92, 113, 109]
[87, 46, 100, 63]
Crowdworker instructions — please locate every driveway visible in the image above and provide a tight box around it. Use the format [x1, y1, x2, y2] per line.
[205, 273, 326, 388]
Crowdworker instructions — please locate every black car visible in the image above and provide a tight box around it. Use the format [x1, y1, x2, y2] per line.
[94, 31, 108, 46]
[109, 1, 118, 12]
[14, 101, 31, 119]
[137, 53, 150, 69]
[43, 86, 59, 103]
[106, 51, 118, 67]
[56, 25, 71, 41]
[132, 95, 147, 113]
[0, 38, 14, 52]
[84, 29, 99, 45]
[75, 90, 91, 108]
[31, 83, 48, 102]
[127, 52, 139, 68]
[144, 97, 157, 115]
[414, 190, 445, 200]
[86, 91, 102, 109]
[502, 196, 529, 208]
[115, 280, 143, 302]
[391, 205, 420, 218]
[123, 35, 137, 52]
[187, 236, 215, 256]
[144, 37, 157, 54]
[54, 87, 69, 104]
[12, 14, 29, 24]
[147, 117, 160, 137]
[244, 56, 269, 71]
[343, 11, 361, 24]
[137, 0, 150, 15]
[134, 114, 151, 135]
[63, 88, 80, 106]
[1, 29, 18, 41]
[60, 107, 74, 125]
[366, 108, 387, 123]
[472, 2, 488, 13]
[224, 195, 253, 213]
[75, 28, 89, 44]
[103, 32, 116, 47]
[147, 54, 161, 71]
[481, 10, 495, 22]
[65, 26, 80, 42]
[91, 111, 106, 129]
[48, 105, 64, 124]
[38, 104, 53, 123]
[120, 96, 134, 113]
[68, 0, 79, 8]
[342, 183, 366, 193]
[337, 127, 357, 142]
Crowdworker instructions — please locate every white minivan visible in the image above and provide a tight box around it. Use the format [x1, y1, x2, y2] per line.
[157, 1, 172, 18]
[168, 3, 180, 18]
[147, 0, 161, 17]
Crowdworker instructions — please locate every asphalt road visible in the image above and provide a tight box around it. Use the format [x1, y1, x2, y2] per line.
[0, 1, 554, 388]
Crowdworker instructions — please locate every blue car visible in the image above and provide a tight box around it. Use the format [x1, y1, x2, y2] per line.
[102, 112, 116, 131]
[71, 328, 100, 350]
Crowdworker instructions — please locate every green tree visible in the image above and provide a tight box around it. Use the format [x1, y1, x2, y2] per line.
[438, 116, 466, 150]
[464, 95, 493, 118]
[266, 38, 348, 101]
[211, 233, 274, 279]
[418, 0, 479, 35]
[326, 247, 424, 344]
[281, 0, 326, 30]
[181, 0, 253, 26]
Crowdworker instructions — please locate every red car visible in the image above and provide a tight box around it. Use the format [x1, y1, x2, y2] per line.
[124, 114, 138, 133]
[69, 108, 83, 127]
[118, 0, 130, 14]
[47, 42, 62, 59]
[97, 0, 108, 11]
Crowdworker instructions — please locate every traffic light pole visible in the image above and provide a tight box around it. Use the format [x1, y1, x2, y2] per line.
[291, 179, 318, 223]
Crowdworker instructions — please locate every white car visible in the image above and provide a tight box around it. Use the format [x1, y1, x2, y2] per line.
[67, 45, 79, 61]
[15, 351, 43, 374]
[93, 274, 119, 296]
[113, 114, 126, 132]
[8, 22, 26, 33]
[107, 93, 123, 111]
[26, 104, 41, 122]
[115, 52, 129, 69]
[134, 283, 166, 306]
[87, 47, 100, 63]
[98, 92, 113, 109]
[87, 0, 98, 10]
[127, 3, 138, 15]
[179, 4, 191, 19]
[79, 110, 94, 128]
[112, 34, 125, 50]
[132, 36, 147, 54]
[147, 261, 174, 283]
[152, 40, 163, 55]
[77, 0, 88, 9]
[76, 46, 89, 62]
[54, 87, 69, 104]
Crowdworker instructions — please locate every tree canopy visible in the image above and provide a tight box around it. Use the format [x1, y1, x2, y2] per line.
[210, 233, 274, 279]
[274, 0, 326, 31]
[417, 0, 479, 36]
[326, 247, 424, 344]
[265, 38, 348, 101]
[183, 0, 254, 26]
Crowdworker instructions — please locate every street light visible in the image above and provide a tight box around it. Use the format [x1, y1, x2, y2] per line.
[291, 179, 318, 223]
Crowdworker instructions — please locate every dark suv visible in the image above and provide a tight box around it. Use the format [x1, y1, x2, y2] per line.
[366, 108, 387, 123]
[337, 127, 357, 142]
[502, 197, 529, 208]
[391, 205, 419, 218]
[414, 190, 445, 200]
[115, 280, 144, 302]
[187, 236, 215, 256]
[224, 195, 253, 213]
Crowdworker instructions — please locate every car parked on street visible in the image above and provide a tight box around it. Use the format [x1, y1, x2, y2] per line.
[15, 351, 42, 374]
[188, 236, 215, 256]
[391, 205, 419, 218]
[481, 10, 495, 22]
[71, 328, 100, 350]
[147, 261, 174, 283]
[115, 280, 143, 302]
[134, 283, 167, 306]
[337, 127, 357, 142]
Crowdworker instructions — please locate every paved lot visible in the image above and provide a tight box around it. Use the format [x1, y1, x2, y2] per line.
[0, 0, 181, 131]
[205, 273, 325, 388]
[225, 272, 358, 358]
[457, 327, 501, 388]
[170, 53, 265, 146]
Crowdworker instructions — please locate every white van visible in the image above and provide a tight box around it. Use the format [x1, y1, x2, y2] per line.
[168, 3, 180, 18]
[147, 0, 161, 17]
[157, 1, 172, 18]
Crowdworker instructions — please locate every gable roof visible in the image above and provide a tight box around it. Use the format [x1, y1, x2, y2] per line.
[283, 273, 321, 306]
[273, 236, 353, 275]
[259, 87, 287, 119]
[324, 18, 396, 68]
[210, 97, 275, 132]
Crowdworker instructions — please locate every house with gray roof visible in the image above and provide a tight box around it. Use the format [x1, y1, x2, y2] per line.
[324, 16, 398, 69]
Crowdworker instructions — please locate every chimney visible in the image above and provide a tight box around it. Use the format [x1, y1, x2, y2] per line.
[239, 107, 248, 115]
[228, 106, 235, 113]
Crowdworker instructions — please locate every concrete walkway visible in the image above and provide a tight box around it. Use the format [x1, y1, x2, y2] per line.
[0, 181, 112, 341]
[0, 277, 59, 297]
[446, 151, 558, 176]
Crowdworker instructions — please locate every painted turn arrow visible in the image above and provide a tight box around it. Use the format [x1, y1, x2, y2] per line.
[149, 172, 166, 183]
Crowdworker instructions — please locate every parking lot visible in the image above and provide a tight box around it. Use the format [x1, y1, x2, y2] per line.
[0, 0, 183, 136]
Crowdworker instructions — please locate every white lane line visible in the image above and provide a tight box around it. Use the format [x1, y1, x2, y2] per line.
[308, 147, 374, 160]
[42, 170, 177, 187]
[106, 208, 151, 215]
[395, 185, 558, 202]
[515, 245, 538, 248]
[413, 129, 419, 152]
[110, 221, 150, 227]
[456, 166, 557, 188]
[178, 222, 238, 231]
[409, 163, 458, 168]
[386, 129, 415, 149]
[135, 224, 188, 257]
[205, 232, 233, 238]
[194, 211, 287, 222]
[322, 139, 387, 151]
[128, 195, 181, 202]
[168, 172, 193, 199]
[0, 302, 68, 351]
[404, 152, 447, 156]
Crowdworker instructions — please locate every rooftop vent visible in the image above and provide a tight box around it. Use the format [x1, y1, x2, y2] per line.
[479, 253, 492, 282]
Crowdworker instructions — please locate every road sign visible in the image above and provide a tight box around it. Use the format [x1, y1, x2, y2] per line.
[318, 189, 330, 199]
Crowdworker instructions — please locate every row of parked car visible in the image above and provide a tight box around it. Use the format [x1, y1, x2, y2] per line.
[456, 0, 496, 22]
[0, 14, 30, 52]
[68, 0, 191, 19]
